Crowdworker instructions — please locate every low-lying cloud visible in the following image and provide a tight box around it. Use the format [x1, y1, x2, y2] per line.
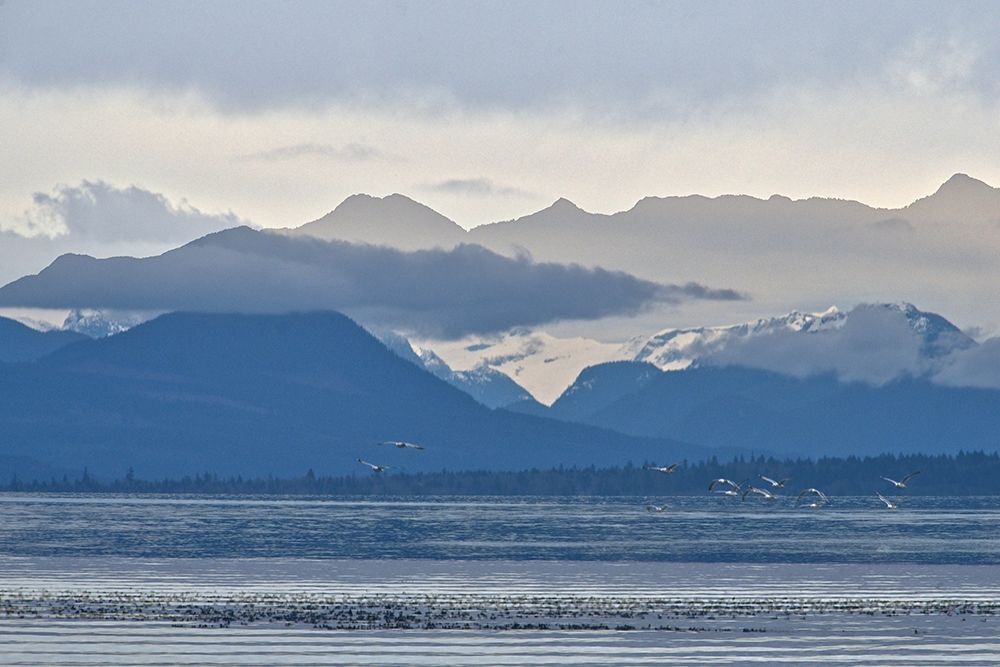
[0, 228, 745, 338]
[700, 304, 1000, 390]
[933, 338, 1000, 390]
[18, 180, 246, 243]
[707, 307, 930, 385]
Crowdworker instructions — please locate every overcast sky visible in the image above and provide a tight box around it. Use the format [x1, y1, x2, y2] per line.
[1, 0, 998, 234]
[1, 1, 999, 337]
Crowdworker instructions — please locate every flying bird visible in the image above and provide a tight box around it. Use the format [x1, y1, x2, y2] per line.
[644, 463, 679, 474]
[742, 485, 778, 501]
[708, 478, 744, 496]
[875, 492, 897, 510]
[881, 471, 920, 489]
[379, 440, 425, 450]
[645, 503, 668, 513]
[357, 458, 391, 473]
[759, 474, 790, 489]
[796, 488, 830, 508]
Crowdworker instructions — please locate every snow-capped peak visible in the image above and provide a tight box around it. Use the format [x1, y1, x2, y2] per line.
[621, 306, 847, 370]
[62, 309, 150, 338]
[624, 302, 973, 372]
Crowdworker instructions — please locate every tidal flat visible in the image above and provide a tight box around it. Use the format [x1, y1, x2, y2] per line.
[3, 495, 1000, 664]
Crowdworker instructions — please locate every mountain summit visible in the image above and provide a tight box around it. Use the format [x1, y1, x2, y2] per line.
[289, 193, 467, 250]
[623, 302, 974, 372]
[903, 173, 1000, 224]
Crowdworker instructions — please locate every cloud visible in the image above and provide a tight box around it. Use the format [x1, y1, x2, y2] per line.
[0, 180, 249, 288]
[0, 228, 744, 338]
[3, 6, 1000, 340]
[2, 2, 998, 114]
[426, 178, 536, 199]
[241, 142, 384, 162]
[886, 34, 981, 95]
[707, 307, 928, 385]
[933, 338, 1000, 389]
[16, 180, 246, 243]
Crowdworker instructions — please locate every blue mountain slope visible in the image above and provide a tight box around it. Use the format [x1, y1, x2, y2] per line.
[548, 363, 1000, 457]
[0, 316, 87, 363]
[0, 312, 703, 479]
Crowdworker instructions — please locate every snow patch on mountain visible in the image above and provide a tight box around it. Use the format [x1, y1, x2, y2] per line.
[62, 309, 152, 338]
[421, 303, 978, 403]
[374, 329, 535, 408]
[421, 330, 625, 405]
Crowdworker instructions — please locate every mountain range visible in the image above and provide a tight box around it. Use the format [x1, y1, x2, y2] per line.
[530, 364, 1000, 459]
[1, 175, 999, 478]
[283, 173, 1000, 331]
[0, 312, 702, 480]
[1, 303, 998, 480]
[423, 302, 981, 404]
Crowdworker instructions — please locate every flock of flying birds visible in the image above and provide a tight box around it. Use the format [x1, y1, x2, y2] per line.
[357, 443, 921, 512]
[643, 465, 922, 512]
[356, 440, 425, 473]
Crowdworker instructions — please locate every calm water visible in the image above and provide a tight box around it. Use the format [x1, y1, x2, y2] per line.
[0, 494, 998, 563]
[2, 494, 1000, 665]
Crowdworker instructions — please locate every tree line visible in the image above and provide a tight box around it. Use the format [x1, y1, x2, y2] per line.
[2, 451, 998, 495]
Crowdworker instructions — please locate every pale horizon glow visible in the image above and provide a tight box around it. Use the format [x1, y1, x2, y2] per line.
[1, 84, 997, 235]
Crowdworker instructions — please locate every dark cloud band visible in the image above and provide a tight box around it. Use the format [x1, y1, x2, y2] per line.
[0, 228, 745, 338]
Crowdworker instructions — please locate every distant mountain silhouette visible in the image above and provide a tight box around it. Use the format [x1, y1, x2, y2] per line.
[288, 193, 467, 250]
[543, 364, 1000, 458]
[284, 174, 1000, 327]
[902, 173, 1000, 225]
[0, 316, 87, 363]
[0, 312, 704, 480]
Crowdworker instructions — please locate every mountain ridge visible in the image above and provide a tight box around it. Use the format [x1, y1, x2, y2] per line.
[0, 311, 706, 479]
[0, 316, 88, 363]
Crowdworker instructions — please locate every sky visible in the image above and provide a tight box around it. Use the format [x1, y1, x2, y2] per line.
[1, 1, 999, 334]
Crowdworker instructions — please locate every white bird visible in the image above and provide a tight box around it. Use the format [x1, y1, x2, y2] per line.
[379, 440, 425, 450]
[796, 488, 830, 508]
[708, 478, 744, 496]
[759, 474, 790, 489]
[358, 458, 391, 473]
[644, 463, 679, 474]
[875, 492, 897, 510]
[742, 485, 777, 501]
[645, 503, 668, 513]
[881, 471, 920, 489]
